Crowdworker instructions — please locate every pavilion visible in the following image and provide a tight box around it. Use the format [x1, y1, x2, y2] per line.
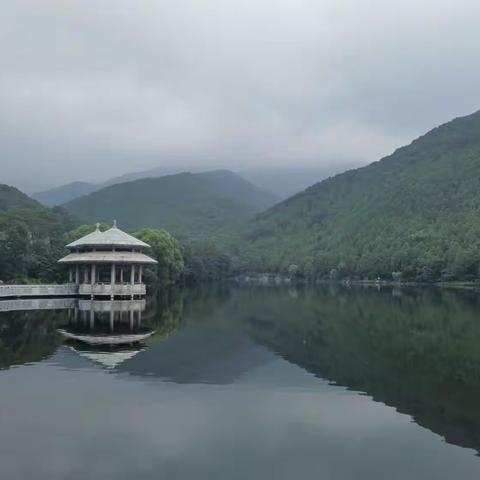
[58, 221, 157, 299]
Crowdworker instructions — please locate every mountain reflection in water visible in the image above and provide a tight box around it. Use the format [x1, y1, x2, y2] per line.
[1, 285, 480, 475]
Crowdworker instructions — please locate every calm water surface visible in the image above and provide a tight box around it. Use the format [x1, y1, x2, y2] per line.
[1, 286, 480, 479]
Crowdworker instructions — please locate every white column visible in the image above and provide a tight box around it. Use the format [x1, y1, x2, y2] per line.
[84, 267, 88, 284]
[91, 264, 96, 285]
[139, 265, 143, 284]
[120, 267, 124, 284]
[111, 264, 116, 285]
[75, 265, 80, 285]
[130, 265, 135, 285]
[69, 269, 73, 283]
[111, 264, 116, 299]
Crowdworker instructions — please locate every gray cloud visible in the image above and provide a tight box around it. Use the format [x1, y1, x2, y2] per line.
[1, 0, 480, 192]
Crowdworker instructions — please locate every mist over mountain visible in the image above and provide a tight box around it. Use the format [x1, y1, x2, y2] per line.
[33, 165, 211, 207]
[33, 182, 98, 207]
[33, 163, 355, 207]
[240, 163, 360, 198]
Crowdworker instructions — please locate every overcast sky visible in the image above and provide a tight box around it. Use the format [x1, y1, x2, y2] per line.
[2, 0, 480, 192]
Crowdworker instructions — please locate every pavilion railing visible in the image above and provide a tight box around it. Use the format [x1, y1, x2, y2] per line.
[0, 284, 79, 298]
[0, 283, 146, 299]
[78, 284, 146, 296]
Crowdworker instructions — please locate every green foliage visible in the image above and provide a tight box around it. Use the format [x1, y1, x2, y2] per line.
[182, 240, 231, 283]
[133, 228, 184, 285]
[50, 206, 82, 231]
[0, 208, 67, 283]
[62, 170, 277, 239]
[223, 110, 480, 282]
[0, 184, 83, 283]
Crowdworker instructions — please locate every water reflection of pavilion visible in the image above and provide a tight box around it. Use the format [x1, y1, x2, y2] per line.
[65, 344, 147, 369]
[59, 300, 152, 338]
[58, 300, 154, 367]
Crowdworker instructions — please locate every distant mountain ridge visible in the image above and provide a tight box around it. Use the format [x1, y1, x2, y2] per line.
[33, 181, 98, 207]
[223, 109, 480, 282]
[32, 166, 191, 206]
[62, 170, 278, 239]
[33, 163, 356, 206]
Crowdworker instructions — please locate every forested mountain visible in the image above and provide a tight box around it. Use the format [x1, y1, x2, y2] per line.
[62, 170, 278, 239]
[224, 110, 480, 282]
[33, 181, 97, 207]
[0, 185, 42, 212]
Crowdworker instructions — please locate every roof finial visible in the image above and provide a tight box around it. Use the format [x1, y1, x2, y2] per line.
[113, 219, 117, 228]
[95, 222, 100, 231]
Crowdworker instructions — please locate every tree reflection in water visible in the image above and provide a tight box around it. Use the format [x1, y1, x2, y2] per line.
[235, 286, 480, 455]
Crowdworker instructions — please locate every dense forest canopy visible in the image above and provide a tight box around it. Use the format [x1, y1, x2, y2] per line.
[0, 207, 67, 283]
[221, 110, 480, 282]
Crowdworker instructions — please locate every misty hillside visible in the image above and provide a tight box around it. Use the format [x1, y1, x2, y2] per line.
[0, 185, 43, 212]
[33, 182, 98, 207]
[32, 163, 348, 206]
[240, 163, 360, 198]
[33, 166, 282, 206]
[224, 110, 480, 281]
[62, 170, 278, 238]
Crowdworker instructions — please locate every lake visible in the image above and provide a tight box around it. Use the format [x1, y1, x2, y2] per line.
[1, 285, 480, 479]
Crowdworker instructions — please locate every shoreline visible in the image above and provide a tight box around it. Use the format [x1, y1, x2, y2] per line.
[231, 274, 480, 290]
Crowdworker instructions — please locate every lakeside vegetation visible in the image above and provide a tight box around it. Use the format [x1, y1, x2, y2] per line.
[0, 205, 230, 286]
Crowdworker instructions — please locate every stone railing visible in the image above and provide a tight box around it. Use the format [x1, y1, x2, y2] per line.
[0, 283, 146, 299]
[0, 298, 77, 312]
[0, 284, 79, 298]
[78, 283, 146, 297]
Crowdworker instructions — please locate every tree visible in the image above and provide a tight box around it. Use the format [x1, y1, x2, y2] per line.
[182, 240, 231, 283]
[133, 228, 184, 285]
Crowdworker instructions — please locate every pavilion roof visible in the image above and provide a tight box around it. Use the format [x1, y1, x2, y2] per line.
[66, 222, 150, 249]
[58, 251, 157, 265]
